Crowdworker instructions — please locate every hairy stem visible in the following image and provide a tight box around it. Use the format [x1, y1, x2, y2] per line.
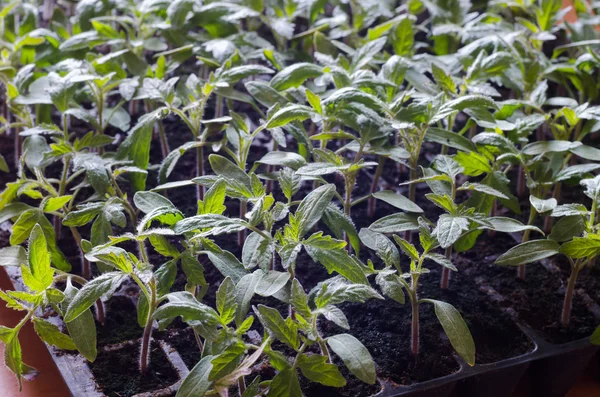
[156, 115, 169, 159]
[238, 200, 247, 247]
[518, 208, 537, 280]
[367, 156, 385, 218]
[411, 296, 419, 356]
[140, 282, 157, 375]
[266, 141, 278, 194]
[487, 201, 497, 237]
[561, 263, 581, 327]
[516, 166, 526, 197]
[95, 299, 106, 326]
[405, 160, 418, 241]
[318, 339, 332, 363]
[196, 145, 205, 201]
[440, 246, 452, 289]
[238, 377, 246, 396]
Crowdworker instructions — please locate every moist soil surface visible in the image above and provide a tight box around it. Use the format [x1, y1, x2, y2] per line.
[1, 120, 600, 396]
[89, 341, 179, 397]
[456, 233, 599, 344]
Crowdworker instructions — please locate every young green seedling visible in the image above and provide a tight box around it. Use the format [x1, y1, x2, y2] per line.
[366, 221, 476, 365]
[496, 174, 600, 326]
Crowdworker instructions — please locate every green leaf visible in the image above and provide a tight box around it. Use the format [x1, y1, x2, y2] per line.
[423, 299, 475, 366]
[216, 277, 237, 325]
[155, 261, 177, 296]
[64, 272, 128, 322]
[459, 182, 508, 199]
[116, 114, 155, 191]
[483, 217, 543, 234]
[549, 216, 585, 242]
[322, 204, 361, 256]
[424, 253, 457, 271]
[372, 190, 423, 213]
[369, 213, 420, 233]
[32, 318, 76, 350]
[266, 104, 315, 129]
[529, 196, 557, 214]
[154, 292, 219, 324]
[393, 235, 420, 261]
[551, 204, 589, 217]
[177, 355, 214, 397]
[426, 128, 476, 153]
[11, 210, 70, 271]
[209, 342, 245, 381]
[134, 191, 176, 214]
[206, 249, 248, 283]
[256, 305, 298, 350]
[454, 152, 491, 177]
[560, 235, 600, 258]
[235, 273, 259, 327]
[245, 81, 289, 108]
[0, 153, 8, 173]
[61, 281, 97, 362]
[218, 65, 273, 83]
[433, 215, 470, 249]
[315, 277, 382, 307]
[62, 203, 103, 226]
[326, 334, 376, 384]
[431, 63, 455, 94]
[242, 232, 273, 271]
[27, 224, 53, 292]
[43, 196, 72, 212]
[591, 326, 600, 345]
[290, 279, 312, 319]
[305, 89, 323, 114]
[149, 234, 180, 258]
[375, 270, 405, 304]
[304, 234, 368, 285]
[257, 152, 307, 170]
[0, 246, 27, 267]
[199, 180, 227, 215]
[297, 354, 346, 387]
[270, 63, 323, 90]
[267, 368, 302, 397]
[295, 184, 336, 237]
[495, 240, 560, 266]
[426, 194, 457, 213]
[209, 155, 253, 198]
[391, 17, 414, 56]
[255, 271, 290, 297]
[86, 246, 133, 273]
[174, 214, 246, 235]
[181, 253, 207, 286]
[359, 228, 400, 268]
[522, 140, 581, 156]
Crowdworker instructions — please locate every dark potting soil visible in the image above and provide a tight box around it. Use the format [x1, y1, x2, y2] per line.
[164, 327, 202, 370]
[89, 341, 179, 397]
[319, 296, 460, 388]
[458, 233, 599, 344]
[421, 266, 534, 364]
[95, 294, 143, 346]
[548, 250, 600, 309]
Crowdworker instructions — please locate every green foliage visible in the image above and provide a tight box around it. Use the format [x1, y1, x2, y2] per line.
[2, 0, 600, 394]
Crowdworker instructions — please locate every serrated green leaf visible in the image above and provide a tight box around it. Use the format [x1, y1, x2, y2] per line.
[297, 354, 346, 387]
[256, 305, 298, 350]
[32, 318, 76, 350]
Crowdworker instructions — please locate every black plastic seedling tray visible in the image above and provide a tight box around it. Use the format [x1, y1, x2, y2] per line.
[3, 251, 598, 397]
